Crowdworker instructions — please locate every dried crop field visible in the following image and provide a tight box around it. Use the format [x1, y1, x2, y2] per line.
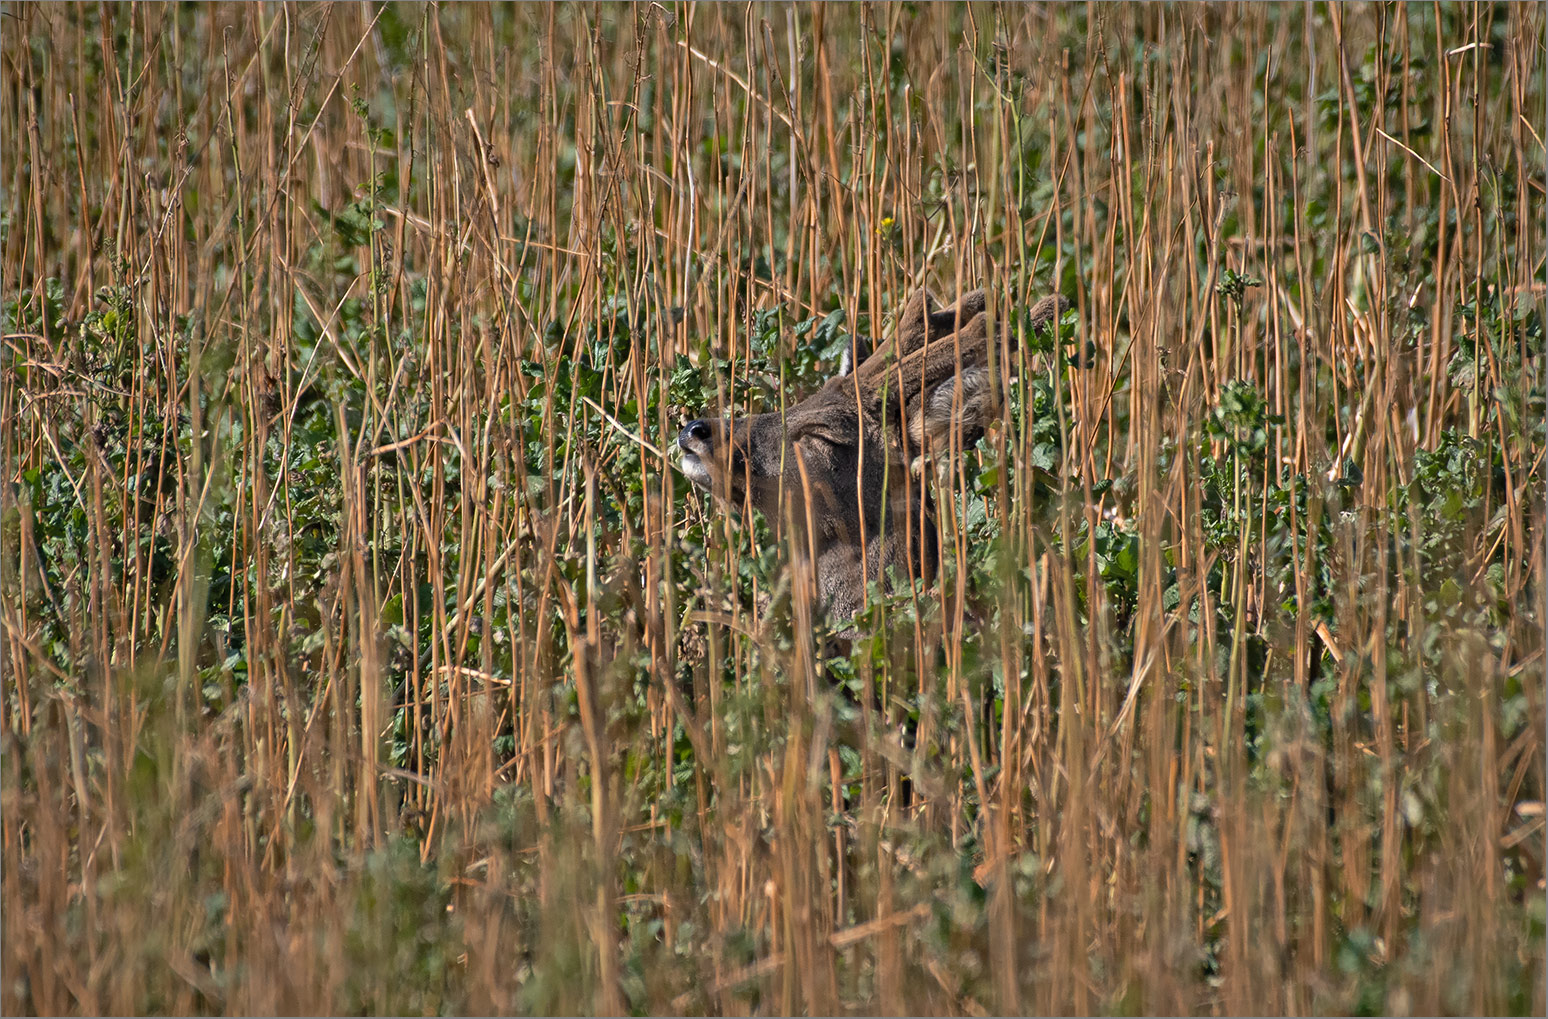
[2, 3, 1544, 1014]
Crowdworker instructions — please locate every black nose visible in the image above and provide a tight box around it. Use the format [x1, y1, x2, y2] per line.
[679, 419, 712, 449]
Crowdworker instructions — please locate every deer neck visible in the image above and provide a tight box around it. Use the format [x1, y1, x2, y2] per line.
[780, 472, 936, 625]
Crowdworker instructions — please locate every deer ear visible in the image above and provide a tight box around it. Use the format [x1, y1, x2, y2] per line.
[913, 310, 993, 393]
[1027, 293, 1071, 332]
[848, 288, 937, 381]
[927, 289, 987, 341]
[857, 309, 995, 423]
[908, 363, 995, 456]
[857, 291, 1071, 418]
[894, 288, 939, 358]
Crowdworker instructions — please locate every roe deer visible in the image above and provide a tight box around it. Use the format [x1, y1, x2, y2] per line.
[677, 286, 1069, 626]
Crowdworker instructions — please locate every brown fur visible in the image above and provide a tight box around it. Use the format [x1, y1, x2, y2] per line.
[677, 287, 1068, 624]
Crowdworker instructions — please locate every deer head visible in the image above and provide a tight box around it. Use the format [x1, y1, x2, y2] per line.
[678, 287, 1068, 624]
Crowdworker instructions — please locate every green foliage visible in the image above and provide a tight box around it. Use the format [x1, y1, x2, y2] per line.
[1215, 267, 1262, 310]
[3, 3, 1542, 1015]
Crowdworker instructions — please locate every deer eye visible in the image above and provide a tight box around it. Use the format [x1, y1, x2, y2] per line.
[791, 424, 849, 449]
